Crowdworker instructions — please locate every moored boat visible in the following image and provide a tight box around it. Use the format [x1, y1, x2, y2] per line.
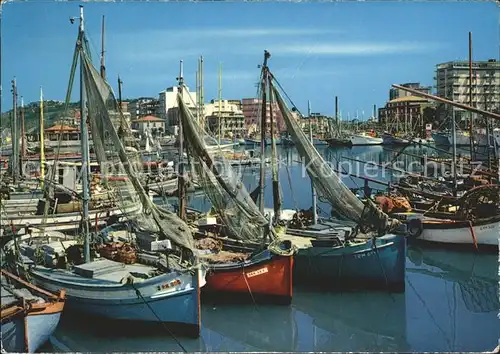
[349, 132, 383, 146]
[392, 184, 500, 250]
[1, 269, 66, 353]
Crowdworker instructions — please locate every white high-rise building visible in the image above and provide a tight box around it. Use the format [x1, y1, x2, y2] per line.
[158, 86, 197, 128]
[435, 59, 500, 122]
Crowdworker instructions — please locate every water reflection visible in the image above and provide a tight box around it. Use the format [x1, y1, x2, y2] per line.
[406, 246, 499, 352]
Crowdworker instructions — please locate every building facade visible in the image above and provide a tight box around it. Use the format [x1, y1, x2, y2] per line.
[204, 99, 246, 138]
[128, 97, 160, 121]
[241, 98, 286, 135]
[130, 115, 165, 135]
[158, 86, 198, 128]
[435, 59, 500, 122]
[389, 82, 432, 101]
[378, 96, 434, 131]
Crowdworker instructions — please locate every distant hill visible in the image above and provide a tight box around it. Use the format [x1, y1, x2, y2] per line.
[1, 100, 81, 133]
[1, 97, 141, 133]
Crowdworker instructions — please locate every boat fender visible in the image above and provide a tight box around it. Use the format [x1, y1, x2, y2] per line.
[406, 218, 423, 239]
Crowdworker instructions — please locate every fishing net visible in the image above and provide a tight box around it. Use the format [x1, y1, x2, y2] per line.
[177, 91, 274, 243]
[78, 41, 195, 253]
[270, 81, 401, 233]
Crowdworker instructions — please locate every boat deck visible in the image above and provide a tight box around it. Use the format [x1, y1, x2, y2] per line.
[1, 275, 45, 308]
[20, 255, 157, 285]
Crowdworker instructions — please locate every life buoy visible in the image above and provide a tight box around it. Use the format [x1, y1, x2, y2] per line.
[406, 218, 423, 239]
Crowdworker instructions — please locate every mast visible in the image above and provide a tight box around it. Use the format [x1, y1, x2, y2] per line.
[177, 60, 186, 220]
[200, 56, 204, 132]
[196, 58, 200, 126]
[451, 108, 458, 196]
[258, 50, 270, 215]
[468, 32, 475, 160]
[308, 100, 317, 225]
[39, 87, 45, 189]
[218, 62, 222, 144]
[20, 96, 26, 164]
[117, 76, 123, 111]
[268, 72, 281, 223]
[100, 15, 106, 80]
[11, 78, 19, 183]
[78, 5, 91, 263]
[335, 96, 339, 136]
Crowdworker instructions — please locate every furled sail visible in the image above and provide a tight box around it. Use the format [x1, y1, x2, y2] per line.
[79, 44, 195, 253]
[270, 81, 401, 233]
[177, 91, 274, 243]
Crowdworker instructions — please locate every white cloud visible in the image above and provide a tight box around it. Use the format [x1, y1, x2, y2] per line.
[269, 42, 438, 55]
[172, 27, 339, 38]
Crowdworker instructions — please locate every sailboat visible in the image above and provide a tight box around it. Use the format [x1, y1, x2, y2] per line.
[175, 51, 295, 304]
[3, 6, 204, 337]
[262, 54, 408, 291]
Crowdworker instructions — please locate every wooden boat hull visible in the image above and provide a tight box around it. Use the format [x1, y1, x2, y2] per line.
[1, 301, 64, 352]
[291, 234, 406, 291]
[396, 212, 500, 249]
[382, 133, 410, 146]
[34, 267, 201, 337]
[202, 249, 293, 304]
[326, 137, 350, 147]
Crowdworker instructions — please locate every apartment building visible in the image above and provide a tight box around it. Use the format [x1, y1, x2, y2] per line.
[435, 59, 500, 122]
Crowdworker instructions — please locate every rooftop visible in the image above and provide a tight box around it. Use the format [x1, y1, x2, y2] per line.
[45, 124, 80, 132]
[133, 115, 164, 123]
[388, 95, 429, 103]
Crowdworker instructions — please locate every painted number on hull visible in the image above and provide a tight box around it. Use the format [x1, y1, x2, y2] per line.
[479, 225, 495, 230]
[354, 250, 376, 259]
[246, 267, 269, 278]
[157, 279, 181, 291]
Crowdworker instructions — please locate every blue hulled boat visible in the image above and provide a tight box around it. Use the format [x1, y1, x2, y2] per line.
[265, 58, 409, 292]
[1, 269, 66, 352]
[281, 230, 406, 291]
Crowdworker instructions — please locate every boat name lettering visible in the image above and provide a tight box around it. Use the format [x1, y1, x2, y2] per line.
[246, 267, 269, 278]
[157, 279, 181, 291]
[354, 250, 376, 259]
[479, 225, 495, 230]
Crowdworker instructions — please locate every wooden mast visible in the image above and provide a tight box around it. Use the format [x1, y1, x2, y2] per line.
[40, 87, 45, 189]
[218, 62, 222, 144]
[177, 60, 186, 220]
[118, 76, 123, 111]
[11, 78, 18, 182]
[78, 5, 91, 263]
[100, 15, 106, 80]
[308, 100, 317, 225]
[468, 32, 475, 160]
[20, 96, 26, 165]
[258, 51, 270, 215]
[268, 70, 281, 224]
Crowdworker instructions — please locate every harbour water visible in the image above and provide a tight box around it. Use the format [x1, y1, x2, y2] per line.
[43, 145, 499, 352]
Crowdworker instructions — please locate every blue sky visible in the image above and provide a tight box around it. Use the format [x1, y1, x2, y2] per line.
[1, 1, 498, 119]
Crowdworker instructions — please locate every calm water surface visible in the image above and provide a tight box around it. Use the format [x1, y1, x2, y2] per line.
[45, 146, 499, 352]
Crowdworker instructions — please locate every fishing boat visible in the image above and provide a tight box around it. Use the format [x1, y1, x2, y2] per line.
[348, 131, 383, 146]
[3, 7, 205, 337]
[264, 58, 408, 291]
[392, 184, 500, 250]
[175, 54, 295, 304]
[382, 132, 411, 146]
[431, 130, 473, 146]
[1, 269, 66, 353]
